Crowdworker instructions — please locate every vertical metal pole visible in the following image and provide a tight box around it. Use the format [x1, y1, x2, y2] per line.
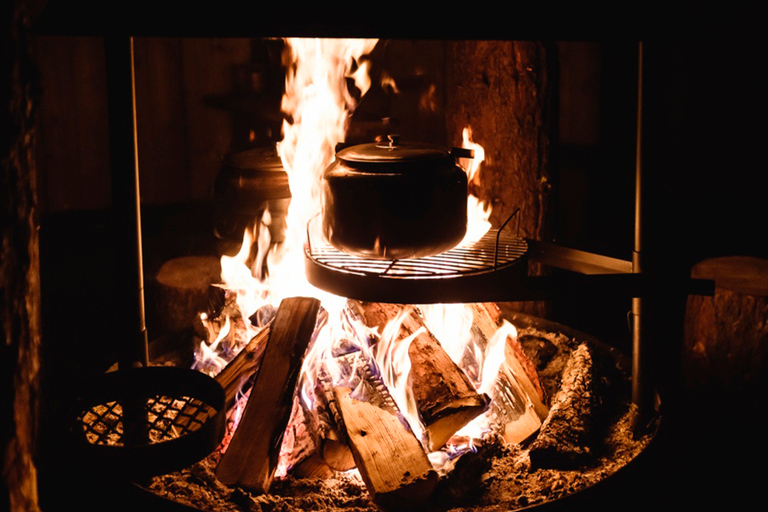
[632, 41, 654, 432]
[104, 35, 149, 370]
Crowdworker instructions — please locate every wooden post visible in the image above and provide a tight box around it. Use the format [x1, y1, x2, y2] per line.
[2, 2, 42, 509]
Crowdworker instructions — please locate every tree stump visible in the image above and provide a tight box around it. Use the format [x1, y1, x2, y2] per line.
[683, 256, 768, 420]
[147, 255, 223, 334]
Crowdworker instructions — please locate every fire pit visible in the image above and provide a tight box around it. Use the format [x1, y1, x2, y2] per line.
[138, 307, 656, 512]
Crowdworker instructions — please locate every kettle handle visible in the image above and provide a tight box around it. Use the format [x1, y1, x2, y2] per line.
[450, 147, 474, 159]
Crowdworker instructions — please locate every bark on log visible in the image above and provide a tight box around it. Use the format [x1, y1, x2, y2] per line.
[684, 256, 768, 419]
[528, 342, 612, 469]
[215, 297, 321, 493]
[2, 2, 42, 509]
[346, 300, 489, 451]
[333, 386, 438, 510]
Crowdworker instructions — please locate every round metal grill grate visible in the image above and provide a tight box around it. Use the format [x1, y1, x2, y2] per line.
[66, 366, 226, 478]
[77, 395, 217, 447]
[305, 225, 530, 303]
[308, 228, 528, 278]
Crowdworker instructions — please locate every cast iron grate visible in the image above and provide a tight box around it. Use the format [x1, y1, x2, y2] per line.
[77, 395, 217, 446]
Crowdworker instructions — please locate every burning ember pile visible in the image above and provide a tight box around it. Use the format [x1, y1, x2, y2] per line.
[145, 38, 653, 511]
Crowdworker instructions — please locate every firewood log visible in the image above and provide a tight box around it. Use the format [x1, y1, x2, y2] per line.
[214, 325, 269, 410]
[172, 325, 269, 437]
[528, 342, 613, 469]
[333, 386, 438, 510]
[312, 360, 356, 471]
[215, 296, 321, 493]
[469, 302, 548, 444]
[278, 358, 355, 478]
[346, 300, 489, 451]
[279, 395, 335, 479]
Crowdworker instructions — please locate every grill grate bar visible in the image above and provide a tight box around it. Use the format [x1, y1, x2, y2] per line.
[309, 229, 528, 278]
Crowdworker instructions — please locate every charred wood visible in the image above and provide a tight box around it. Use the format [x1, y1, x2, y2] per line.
[278, 358, 354, 478]
[528, 342, 617, 469]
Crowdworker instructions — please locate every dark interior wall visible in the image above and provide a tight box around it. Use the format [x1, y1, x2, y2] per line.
[642, 40, 768, 268]
[33, 36, 254, 213]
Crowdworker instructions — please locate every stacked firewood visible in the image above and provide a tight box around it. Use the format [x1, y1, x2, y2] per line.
[199, 296, 550, 510]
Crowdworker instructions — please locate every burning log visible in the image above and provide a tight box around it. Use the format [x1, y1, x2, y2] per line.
[213, 325, 269, 410]
[279, 396, 336, 479]
[528, 342, 615, 469]
[215, 296, 321, 493]
[346, 300, 489, 451]
[333, 386, 438, 510]
[470, 303, 549, 444]
[279, 358, 355, 479]
[311, 360, 356, 471]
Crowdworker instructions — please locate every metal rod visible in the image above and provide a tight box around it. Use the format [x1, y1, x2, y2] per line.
[105, 35, 148, 370]
[632, 41, 654, 432]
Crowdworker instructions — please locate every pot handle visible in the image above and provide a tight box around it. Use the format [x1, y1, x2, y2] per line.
[450, 147, 474, 159]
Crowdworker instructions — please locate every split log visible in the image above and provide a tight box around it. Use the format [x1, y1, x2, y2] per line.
[148, 255, 225, 335]
[469, 303, 549, 444]
[278, 358, 355, 478]
[528, 342, 613, 469]
[278, 395, 335, 479]
[213, 325, 269, 410]
[215, 296, 321, 493]
[312, 360, 356, 471]
[172, 324, 269, 438]
[684, 256, 768, 422]
[346, 300, 489, 451]
[334, 386, 438, 510]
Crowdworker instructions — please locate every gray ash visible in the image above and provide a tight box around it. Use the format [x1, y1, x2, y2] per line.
[146, 323, 653, 512]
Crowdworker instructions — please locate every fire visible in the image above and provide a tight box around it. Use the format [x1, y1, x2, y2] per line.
[460, 126, 492, 246]
[195, 37, 515, 474]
